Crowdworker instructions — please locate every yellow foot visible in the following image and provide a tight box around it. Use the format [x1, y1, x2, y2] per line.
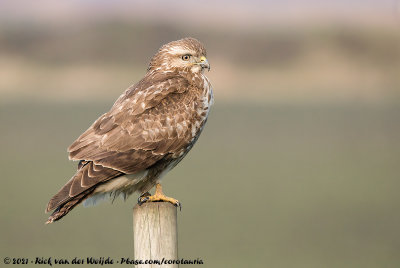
[138, 183, 181, 210]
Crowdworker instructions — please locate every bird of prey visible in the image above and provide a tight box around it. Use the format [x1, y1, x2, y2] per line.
[45, 37, 213, 224]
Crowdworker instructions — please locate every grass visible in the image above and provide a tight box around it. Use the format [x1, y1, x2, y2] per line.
[1, 101, 399, 267]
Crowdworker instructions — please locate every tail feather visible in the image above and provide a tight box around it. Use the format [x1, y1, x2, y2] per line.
[45, 161, 123, 223]
[45, 189, 95, 224]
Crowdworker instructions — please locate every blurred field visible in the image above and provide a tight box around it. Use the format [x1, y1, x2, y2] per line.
[1, 21, 399, 103]
[1, 101, 399, 267]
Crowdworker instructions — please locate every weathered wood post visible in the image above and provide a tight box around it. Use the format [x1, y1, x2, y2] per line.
[133, 202, 178, 268]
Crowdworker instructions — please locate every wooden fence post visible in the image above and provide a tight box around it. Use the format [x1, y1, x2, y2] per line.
[133, 202, 178, 268]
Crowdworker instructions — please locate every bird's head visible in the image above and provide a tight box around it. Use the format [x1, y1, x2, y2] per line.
[148, 37, 210, 74]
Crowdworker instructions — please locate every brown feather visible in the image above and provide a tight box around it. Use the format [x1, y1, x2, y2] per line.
[46, 162, 122, 213]
[46, 189, 95, 224]
[46, 37, 213, 223]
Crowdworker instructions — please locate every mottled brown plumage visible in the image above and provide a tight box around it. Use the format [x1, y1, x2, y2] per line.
[46, 37, 213, 223]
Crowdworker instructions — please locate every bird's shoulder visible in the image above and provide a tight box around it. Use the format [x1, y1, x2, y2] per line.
[111, 71, 191, 115]
[67, 71, 201, 172]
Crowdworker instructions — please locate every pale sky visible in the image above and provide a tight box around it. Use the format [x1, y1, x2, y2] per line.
[1, 0, 398, 26]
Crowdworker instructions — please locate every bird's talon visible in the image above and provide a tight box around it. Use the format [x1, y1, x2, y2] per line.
[138, 196, 149, 206]
[137, 184, 181, 209]
[138, 192, 151, 205]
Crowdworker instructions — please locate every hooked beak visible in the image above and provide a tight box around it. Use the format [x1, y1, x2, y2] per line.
[199, 56, 210, 71]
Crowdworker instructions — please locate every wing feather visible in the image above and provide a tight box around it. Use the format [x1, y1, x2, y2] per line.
[68, 72, 195, 174]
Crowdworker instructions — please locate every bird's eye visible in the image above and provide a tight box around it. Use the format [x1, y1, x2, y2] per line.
[182, 54, 191, 61]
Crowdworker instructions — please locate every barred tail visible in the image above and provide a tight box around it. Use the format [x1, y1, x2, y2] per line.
[45, 189, 94, 224]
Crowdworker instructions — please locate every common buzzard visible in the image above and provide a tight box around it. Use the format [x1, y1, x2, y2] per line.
[45, 37, 213, 224]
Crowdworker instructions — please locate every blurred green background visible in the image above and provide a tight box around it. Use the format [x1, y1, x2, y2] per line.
[1, 1, 400, 267]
